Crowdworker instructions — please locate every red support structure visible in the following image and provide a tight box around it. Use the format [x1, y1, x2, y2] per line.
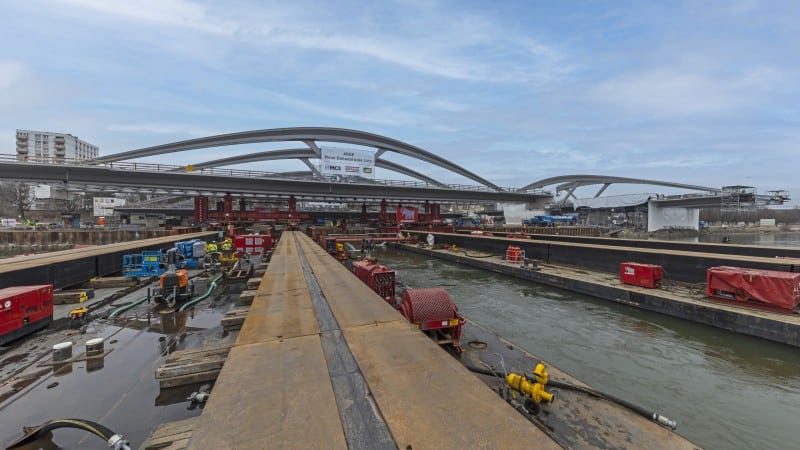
[194, 196, 208, 225]
[431, 203, 441, 223]
[223, 193, 233, 214]
[379, 199, 388, 223]
[288, 196, 297, 227]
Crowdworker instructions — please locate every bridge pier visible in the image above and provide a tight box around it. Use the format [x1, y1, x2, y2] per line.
[646, 200, 699, 231]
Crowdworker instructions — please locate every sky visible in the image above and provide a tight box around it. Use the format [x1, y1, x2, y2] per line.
[1, 0, 798, 203]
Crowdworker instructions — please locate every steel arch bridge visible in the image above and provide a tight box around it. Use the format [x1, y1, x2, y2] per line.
[92, 127, 501, 191]
[0, 127, 742, 206]
[91, 127, 726, 199]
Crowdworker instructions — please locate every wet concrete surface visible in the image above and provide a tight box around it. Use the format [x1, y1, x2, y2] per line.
[0, 280, 243, 449]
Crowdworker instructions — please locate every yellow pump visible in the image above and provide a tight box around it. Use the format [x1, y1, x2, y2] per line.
[506, 363, 554, 404]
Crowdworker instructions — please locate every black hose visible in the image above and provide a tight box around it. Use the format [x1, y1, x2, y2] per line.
[463, 364, 677, 430]
[5, 418, 130, 449]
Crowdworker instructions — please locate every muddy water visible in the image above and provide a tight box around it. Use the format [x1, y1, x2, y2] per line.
[0, 287, 238, 449]
[376, 247, 800, 450]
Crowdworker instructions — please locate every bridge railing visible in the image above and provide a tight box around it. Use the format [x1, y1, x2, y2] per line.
[0, 154, 550, 196]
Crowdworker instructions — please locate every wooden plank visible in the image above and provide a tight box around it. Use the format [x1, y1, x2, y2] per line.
[141, 417, 198, 450]
[88, 277, 136, 289]
[144, 431, 192, 449]
[158, 369, 221, 389]
[245, 278, 261, 290]
[165, 344, 232, 363]
[156, 359, 226, 379]
[342, 320, 561, 450]
[238, 290, 257, 306]
[186, 336, 346, 449]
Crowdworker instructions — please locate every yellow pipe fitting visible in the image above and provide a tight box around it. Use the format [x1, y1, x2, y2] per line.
[506, 372, 554, 404]
[533, 363, 549, 385]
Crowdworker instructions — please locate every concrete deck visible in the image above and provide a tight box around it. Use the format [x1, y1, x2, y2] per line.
[186, 232, 560, 449]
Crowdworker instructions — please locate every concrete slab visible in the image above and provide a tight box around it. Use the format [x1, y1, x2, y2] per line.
[186, 336, 346, 450]
[343, 320, 561, 450]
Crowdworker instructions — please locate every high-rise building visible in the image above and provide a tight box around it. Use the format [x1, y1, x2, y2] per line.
[15, 129, 99, 163]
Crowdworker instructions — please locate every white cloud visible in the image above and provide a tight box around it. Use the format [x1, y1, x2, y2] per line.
[52, 0, 231, 34]
[255, 89, 419, 127]
[590, 64, 784, 117]
[106, 123, 220, 137]
[50, 0, 568, 84]
[0, 61, 25, 91]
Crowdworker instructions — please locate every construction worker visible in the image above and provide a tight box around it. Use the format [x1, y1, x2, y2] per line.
[207, 241, 218, 253]
[221, 239, 232, 253]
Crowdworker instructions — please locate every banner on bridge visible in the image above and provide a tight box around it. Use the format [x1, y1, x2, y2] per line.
[320, 147, 375, 179]
[93, 197, 126, 217]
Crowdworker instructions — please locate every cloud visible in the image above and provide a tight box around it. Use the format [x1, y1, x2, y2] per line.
[0, 61, 25, 91]
[590, 64, 784, 117]
[51, 0, 569, 84]
[106, 123, 221, 137]
[53, 0, 231, 34]
[255, 90, 420, 127]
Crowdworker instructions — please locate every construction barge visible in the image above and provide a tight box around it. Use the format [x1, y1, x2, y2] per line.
[132, 231, 697, 450]
[395, 231, 800, 347]
[3, 231, 718, 448]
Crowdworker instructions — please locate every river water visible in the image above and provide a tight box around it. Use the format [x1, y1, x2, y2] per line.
[375, 246, 800, 450]
[664, 231, 800, 247]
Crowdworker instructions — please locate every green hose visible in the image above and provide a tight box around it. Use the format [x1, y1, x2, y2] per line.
[108, 295, 148, 319]
[108, 273, 224, 318]
[178, 274, 224, 312]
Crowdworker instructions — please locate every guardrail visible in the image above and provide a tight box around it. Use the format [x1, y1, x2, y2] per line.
[0, 154, 551, 196]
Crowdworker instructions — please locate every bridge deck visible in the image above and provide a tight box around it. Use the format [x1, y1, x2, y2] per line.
[187, 231, 559, 449]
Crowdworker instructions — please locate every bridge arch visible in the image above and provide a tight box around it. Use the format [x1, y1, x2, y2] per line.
[92, 127, 500, 190]
[186, 148, 447, 187]
[518, 174, 720, 197]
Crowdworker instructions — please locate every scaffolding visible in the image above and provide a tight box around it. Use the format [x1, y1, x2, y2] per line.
[720, 185, 757, 224]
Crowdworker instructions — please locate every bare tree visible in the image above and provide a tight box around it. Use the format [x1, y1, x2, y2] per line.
[0, 181, 35, 220]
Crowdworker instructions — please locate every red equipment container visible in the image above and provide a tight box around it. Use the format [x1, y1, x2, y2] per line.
[234, 234, 273, 257]
[0, 285, 54, 346]
[506, 246, 524, 263]
[619, 262, 663, 289]
[399, 288, 464, 352]
[351, 257, 397, 306]
[706, 266, 800, 311]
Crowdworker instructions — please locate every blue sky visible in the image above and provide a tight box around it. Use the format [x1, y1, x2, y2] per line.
[1, 0, 798, 202]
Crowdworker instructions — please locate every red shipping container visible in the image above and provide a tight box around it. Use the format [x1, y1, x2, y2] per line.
[234, 234, 273, 256]
[706, 266, 800, 311]
[619, 262, 663, 289]
[1, 285, 54, 345]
